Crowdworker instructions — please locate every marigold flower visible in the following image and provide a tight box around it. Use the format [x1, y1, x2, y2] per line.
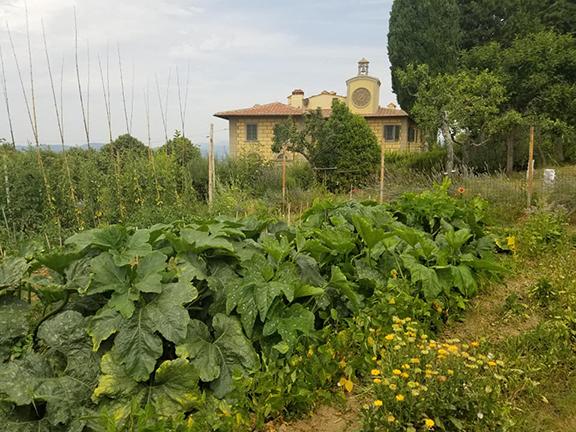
[401, 372, 409, 379]
[395, 394, 405, 401]
[373, 378, 382, 384]
[373, 400, 383, 407]
[425, 418, 435, 429]
[389, 383, 397, 391]
[385, 334, 395, 341]
[371, 369, 381, 376]
[402, 364, 410, 370]
[410, 357, 420, 364]
[393, 369, 402, 376]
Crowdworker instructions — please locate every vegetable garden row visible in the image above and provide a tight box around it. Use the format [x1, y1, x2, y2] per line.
[0, 182, 509, 431]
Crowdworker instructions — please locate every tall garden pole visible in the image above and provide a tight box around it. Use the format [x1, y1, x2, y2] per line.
[527, 126, 535, 208]
[379, 141, 385, 203]
[208, 123, 214, 208]
[282, 146, 287, 212]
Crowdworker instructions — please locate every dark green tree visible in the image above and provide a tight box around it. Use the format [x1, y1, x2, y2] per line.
[273, 100, 380, 192]
[388, 0, 461, 111]
[161, 131, 201, 166]
[102, 134, 148, 158]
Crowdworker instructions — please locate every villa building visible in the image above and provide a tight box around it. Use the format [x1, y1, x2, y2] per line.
[214, 59, 424, 160]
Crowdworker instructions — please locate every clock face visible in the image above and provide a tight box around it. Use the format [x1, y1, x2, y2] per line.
[352, 87, 371, 108]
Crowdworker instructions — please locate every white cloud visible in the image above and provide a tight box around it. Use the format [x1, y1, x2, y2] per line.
[0, 0, 396, 147]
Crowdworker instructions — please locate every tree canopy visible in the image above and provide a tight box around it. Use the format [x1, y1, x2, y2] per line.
[388, 0, 576, 172]
[272, 100, 380, 192]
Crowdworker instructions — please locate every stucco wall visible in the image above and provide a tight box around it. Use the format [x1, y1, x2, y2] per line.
[366, 117, 423, 152]
[231, 117, 301, 161]
[306, 93, 346, 110]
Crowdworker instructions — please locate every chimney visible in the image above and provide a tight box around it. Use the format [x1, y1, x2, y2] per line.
[288, 89, 304, 108]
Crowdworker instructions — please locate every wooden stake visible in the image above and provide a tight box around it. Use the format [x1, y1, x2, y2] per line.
[282, 146, 287, 211]
[74, 8, 90, 148]
[0, 45, 15, 147]
[379, 141, 385, 203]
[527, 126, 535, 208]
[208, 123, 214, 208]
[117, 45, 130, 135]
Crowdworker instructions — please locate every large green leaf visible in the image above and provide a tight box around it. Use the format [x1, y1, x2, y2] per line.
[147, 359, 200, 417]
[112, 309, 163, 382]
[328, 266, 362, 313]
[144, 281, 198, 344]
[93, 352, 139, 401]
[88, 306, 123, 351]
[401, 253, 443, 300]
[263, 303, 315, 346]
[180, 228, 235, 253]
[176, 314, 259, 397]
[88, 252, 130, 295]
[0, 257, 29, 289]
[134, 251, 167, 294]
[111, 229, 154, 266]
[37, 310, 87, 350]
[175, 320, 220, 381]
[0, 297, 31, 346]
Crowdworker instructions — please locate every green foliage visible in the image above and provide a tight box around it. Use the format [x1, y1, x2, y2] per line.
[385, 149, 447, 173]
[160, 131, 202, 166]
[273, 100, 380, 191]
[103, 134, 149, 158]
[0, 187, 503, 430]
[513, 210, 567, 257]
[361, 318, 508, 431]
[388, 0, 462, 111]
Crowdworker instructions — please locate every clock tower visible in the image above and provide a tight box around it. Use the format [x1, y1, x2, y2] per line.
[346, 58, 381, 115]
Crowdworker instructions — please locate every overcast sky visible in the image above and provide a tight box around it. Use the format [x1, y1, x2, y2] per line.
[0, 0, 395, 148]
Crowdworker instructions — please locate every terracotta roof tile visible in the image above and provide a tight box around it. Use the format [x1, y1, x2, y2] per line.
[214, 102, 305, 119]
[214, 103, 409, 119]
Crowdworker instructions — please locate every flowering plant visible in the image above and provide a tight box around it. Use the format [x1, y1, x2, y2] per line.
[362, 317, 508, 431]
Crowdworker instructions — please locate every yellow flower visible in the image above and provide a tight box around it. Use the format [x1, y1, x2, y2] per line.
[407, 381, 419, 388]
[447, 369, 454, 375]
[438, 349, 448, 356]
[390, 269, 398, 279]
[373, 400, 383, 407]
[371, 369, 381, 376]
[447, 345, 459, 353]
[488, 361, 497, 367]
[471, 341, 480, 347]
[425, 418, 435, 429]
[393, 369, 402, 376]
[385, 334, 395, 341]
[387, 415, 396, 423]
[410, 357, 420, 364]
[411, 389, 420, 396]
[395, 394, 405, 402]
[402, 364, 411, 370]
[389, 383, 397, 391]
[373, 378, 382, 384]
[401, 372, 409, 379]
[388, 297, 396, 305]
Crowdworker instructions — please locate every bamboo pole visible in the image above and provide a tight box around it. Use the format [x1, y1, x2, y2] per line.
[144, 84, 161, 205]
[117, 45, 130, 135]
[379, 142, 385, 203]
[11, 7, 60, 233]
[527, 126, 535, 208]
[208, 123, 214, 208]
[0, 45, 15, 148]
[97, 54, 113, 143]
[282, 146, 287, 212]
[74, 8, 90, 148]
[42, 20, 81, 226]
[176, 65, 190, 137]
